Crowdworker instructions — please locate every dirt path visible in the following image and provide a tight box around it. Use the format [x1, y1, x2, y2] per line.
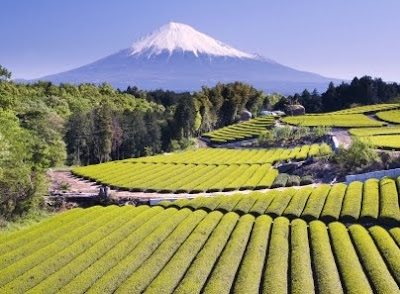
[331, 128, 352, 148]
[47, 169, 318, 202]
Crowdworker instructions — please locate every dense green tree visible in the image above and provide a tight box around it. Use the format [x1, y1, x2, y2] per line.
[173, 95, 196, 139]
[93, 101, 113, 163]
[0, 65, 12, 80]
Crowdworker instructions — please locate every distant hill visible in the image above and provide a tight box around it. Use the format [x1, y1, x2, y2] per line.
[32, 22, 343, 94]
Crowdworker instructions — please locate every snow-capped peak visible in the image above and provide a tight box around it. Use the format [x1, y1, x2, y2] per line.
[130, 22, 257, 59]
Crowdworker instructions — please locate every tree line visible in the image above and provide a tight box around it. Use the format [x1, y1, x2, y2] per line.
[280, 76, 400, 113]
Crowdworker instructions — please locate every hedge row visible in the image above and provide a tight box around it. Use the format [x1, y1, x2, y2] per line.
[72, 145, 333, 193]
[158, 176, 400, 224]
[0, 206, 120, 289]
[325, 103, 400, 115]
[74, 162, 279, 193]
[116, 210, 208, 293]
[376, 109, 400, 124]
[174, 212, 239, 293]
[125, 143, 324, 165]
[85, 208, 192, 293]
[58, 206, 173, 293]
[1, 206, 131, 292]
[2, 206, 399, 293]
[282, 114, 385, 128]
[233, 215, 272, 294]
[349, 225, 399, 293]
[202, 116, 275, 143]
[203, 214, 255, 294]
[145, 211, 223, 294]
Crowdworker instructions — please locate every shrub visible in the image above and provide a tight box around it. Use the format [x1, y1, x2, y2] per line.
[349, 224, 399, 293]
[233, 195, 258, 215]
[203, 214, 254, 294]
[290, 219, 314, 294]
[320, 183, 347, 222]
[265, 189, 296, 217]
[329, 222, 373, 293]
[309, 221, 343, 293]
[379, 177, 400, 223]
[313, 126, 332, 138]
[283, 186, 313, 219]
[300, 175, 313, 185]
[389, 227, 400, 247]
[262, 217, 290, 293]
[287, 175, 300, 186]
[248, 192, 276, 215]
[369, 225, 400, 285]
[85, 208, 190, 294]
[174, 213, 239, 294]
[0, 206, 132, 292]
[360, 179, 379, 221]
[26, 206, 151, 293]
[301, 185, 331, 221]
[271, 173, 289, 188]
[340, 181, 363, 222]
[233, 215, 272, 293]
[116, 210, 210, 294]
[335, 138, 378, 171]
[319, 143, 333, 156]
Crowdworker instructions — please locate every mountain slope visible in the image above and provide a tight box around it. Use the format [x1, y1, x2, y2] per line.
[36, 22, 342, 94]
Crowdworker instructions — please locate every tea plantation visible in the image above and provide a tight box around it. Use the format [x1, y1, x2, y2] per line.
[72, 144, 332, 193]
[1, 175, 400, 293]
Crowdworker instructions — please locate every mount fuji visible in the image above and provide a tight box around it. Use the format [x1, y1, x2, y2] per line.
[35, 22, 341, 94]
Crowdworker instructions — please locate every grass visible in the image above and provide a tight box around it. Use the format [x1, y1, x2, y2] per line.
[0, 209, 54, 235]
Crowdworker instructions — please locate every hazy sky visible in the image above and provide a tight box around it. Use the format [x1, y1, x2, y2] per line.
[2, 0, 400, 82]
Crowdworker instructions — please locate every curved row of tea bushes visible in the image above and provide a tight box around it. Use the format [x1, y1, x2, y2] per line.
[202, 116, 275, 143]
[362, 134, 400, 150]
[72, 144, 333, 193]
[282, 114, 385, 128]
[74, 162, 279, 193]
[2, 206, 399, 293]
[349, 126, 400, 137]
[376, 109, 400, 124]
[124, 144, 332, 165]
[323, 103, 400, 115]
[158, 176, 400, 224]
[58, 207, 177, 293]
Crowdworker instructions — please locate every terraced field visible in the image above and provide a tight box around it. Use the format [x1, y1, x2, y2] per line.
[362, 135, 400, 150]
[322, 103, 400, 115]
[282, 114, 385, 128]
[349, 127, 400, 137]
[376, 109, 400, 124]
[2, 198, 400, 293]
[202, 116, 275, 144]
[72, 144, 332, 193]
[158, 176, 400, 224]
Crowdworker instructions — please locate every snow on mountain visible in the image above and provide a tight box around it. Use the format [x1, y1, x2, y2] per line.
[33, 22, 342, 94]
[130, 22, 257, 59]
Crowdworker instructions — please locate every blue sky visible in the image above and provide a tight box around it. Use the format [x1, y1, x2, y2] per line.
[1, 0, 400, 82]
